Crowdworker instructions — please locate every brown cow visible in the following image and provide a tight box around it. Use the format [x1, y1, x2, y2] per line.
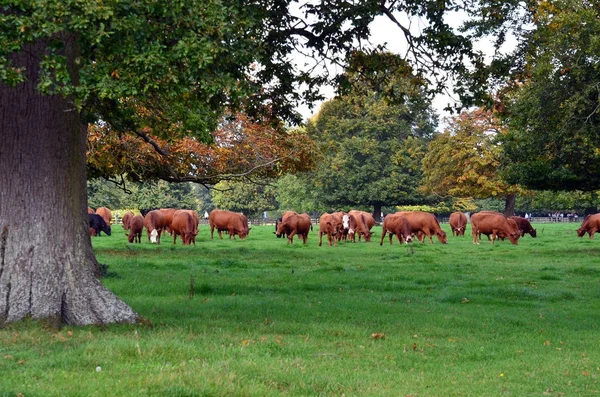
[276, 212, 312, 244]
[121, 211, 135, 232]
[380, 213, 413, 245]
[347, 210, 375, 242]
[318, 213, 342, 247]
[87, 207, 95, 214]
[275, 211, 298, 238]
[509, 216, 537, 238]
[209, 210, 250, 240]
[577, 213, 600, 239]
[144, 210, 168, 244]
[96, 207, 112, 225]
[171, 211, 198, 245]
[332, 211, 349, 242]
[159, 208, 178, 234]
[449, 212, 468, 236]
[126, 215, 144, 243]
[471, 211, 520, 245]
[396, 211, 447, 244]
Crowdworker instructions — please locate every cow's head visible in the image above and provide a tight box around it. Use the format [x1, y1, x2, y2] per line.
[577, 227, 587, 237]
[362, 230, 372, 242]
[102, 224, 112, 236]
[436, 230, 447, 244]
[507, 231, 520, 245]
[342, 214, 350, 230]
[150, 229, 159, 244]
[530, 228, 537, 238]
[239, 227, 251, 240]
[274, 218, 283, 238]
[275, 220, 287, 238]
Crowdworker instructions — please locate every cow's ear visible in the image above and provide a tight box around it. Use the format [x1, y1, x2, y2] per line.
[248, 227, 252, 231]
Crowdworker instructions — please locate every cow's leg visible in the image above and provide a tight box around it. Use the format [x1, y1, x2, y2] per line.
[472, 228, 479, 244]
[379, 228, 387, 245]
[318, 231, 323, 246]
[491, 231, 497, 244]
[590, 228, 597, 239]
[287, 230, 296, 244]
[395, 232, 402, 245]
[210, 225, 214, 239]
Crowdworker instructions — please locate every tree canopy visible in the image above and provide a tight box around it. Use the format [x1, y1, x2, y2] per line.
[421, 108, 524, 214]
[498, 0, 600, 191]
[306, 71, 438, 215]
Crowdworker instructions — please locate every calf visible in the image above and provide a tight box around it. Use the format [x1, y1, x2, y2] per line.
[318, 213, 342, 247]
[126, 215, 144, 243]
[380, 214, 413, 245]
[89, 213, 111, 236]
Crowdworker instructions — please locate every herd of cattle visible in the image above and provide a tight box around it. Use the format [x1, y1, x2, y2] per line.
[87, 206, 600, 246]
[88, 207, 250, 245]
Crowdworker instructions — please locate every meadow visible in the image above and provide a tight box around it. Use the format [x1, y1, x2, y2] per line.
[1, 222, 600, 396]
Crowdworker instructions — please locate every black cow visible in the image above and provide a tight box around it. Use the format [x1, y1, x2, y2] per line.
[89, 213, 111, 236]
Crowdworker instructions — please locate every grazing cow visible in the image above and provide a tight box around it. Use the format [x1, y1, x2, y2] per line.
[471, 211, 520, 245]
[347, 210, 375, 242]
[96, 207, 112, 225]
[209, 210, 250, 240]
[318, 213, 342, 247]
[276, 212, 312, 244]
[449, 212, 468, 236]
[121, 211, 135, 232]
[88, 213, 111, 236]
[509, 216, 537, 238]
[144, 210, 168, 244]
[396, 211, 447, 244]
[171, 211, 198, 245]
[380, 213, 413, 245]
[126, 215, 144, 243]
[577, 213, 600, 239]
[159, 208, 178, 234]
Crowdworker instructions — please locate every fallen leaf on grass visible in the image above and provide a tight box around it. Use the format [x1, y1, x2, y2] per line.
[371, 333, 386, 340]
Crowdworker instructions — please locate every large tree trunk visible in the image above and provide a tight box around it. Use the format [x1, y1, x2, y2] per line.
[503, 193, 516, 217]
[0, 36, 139, 326]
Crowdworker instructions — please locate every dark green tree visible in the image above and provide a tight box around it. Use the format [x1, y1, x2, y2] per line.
[465, 0, 600, 191]
[307, 70, 438, 217]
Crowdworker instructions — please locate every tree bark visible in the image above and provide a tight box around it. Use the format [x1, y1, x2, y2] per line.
[373, 204, 383, 223]
[0, 36, 139, 326]
[503, 193, 516, 217]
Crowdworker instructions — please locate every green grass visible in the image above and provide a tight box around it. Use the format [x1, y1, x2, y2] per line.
[2, 222, 600, 396]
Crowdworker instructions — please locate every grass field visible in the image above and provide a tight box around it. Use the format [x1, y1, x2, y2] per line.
[2, 222, 600, 396]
